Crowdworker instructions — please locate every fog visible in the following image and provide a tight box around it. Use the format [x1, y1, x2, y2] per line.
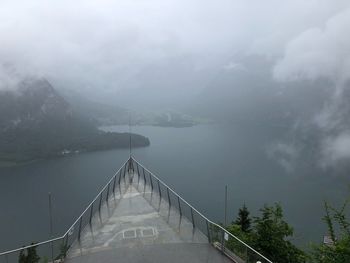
[1, 0, 350, 168]
[2, 1, 350, 255]
[0, 1, 348, 92]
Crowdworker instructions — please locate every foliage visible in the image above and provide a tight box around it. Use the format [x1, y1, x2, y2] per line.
[225, 203, 307, 263]
[226, 224, 252, 244]
[19, 249, 26, 263]
[225, 224, 254, 260]
[310, 200, 350, 263]
[0, 124, 150, 164]
[234, 204, 251, 233]
[18, 244, 40, 263]
[58, 242, 69, 260]
[252, 203, 307, 263]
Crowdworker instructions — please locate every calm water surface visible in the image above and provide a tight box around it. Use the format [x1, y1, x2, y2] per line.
[0, 124, 348, 251]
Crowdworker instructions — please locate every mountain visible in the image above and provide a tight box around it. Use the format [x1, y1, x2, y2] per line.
[59, 88, 198, 127]
[188, 54, 350, 175]
[0, 77, 150, 165]
[58, 88, 130, 126]
[190, 55, 331, 126]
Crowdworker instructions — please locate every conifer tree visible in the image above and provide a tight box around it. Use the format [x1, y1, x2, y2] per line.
[26, 243, 40, 263]
[252, 203, 306, 263]
[18, 243, 40, 263]
[18, 249, 26, 263]
[235, 204, 251, 232]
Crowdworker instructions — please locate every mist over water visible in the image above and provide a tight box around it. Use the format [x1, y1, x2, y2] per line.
[0, 124, 348, 251]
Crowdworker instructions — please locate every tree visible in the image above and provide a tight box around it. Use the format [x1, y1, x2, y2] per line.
[17, 243, 40, 263]
[19, 249, 26, 263]
[26, 243, 40, 263]
[311, 200, 350, 263]
[235, 204, 251, 232]
[252, 203, 307, 263]
[224, 203, 306, 262]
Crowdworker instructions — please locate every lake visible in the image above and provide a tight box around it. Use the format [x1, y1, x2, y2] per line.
[0, 123, 348, 252]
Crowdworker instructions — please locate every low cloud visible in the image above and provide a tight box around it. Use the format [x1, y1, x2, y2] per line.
[267, 142, 299, 173]
[273, 7, 350, 168]
[321, 132, 350, 167]
[273, 8, 350, 86]
[0, 64, 23, 91]
[223, 62, 246, 72]
[0, 0, 348, 97]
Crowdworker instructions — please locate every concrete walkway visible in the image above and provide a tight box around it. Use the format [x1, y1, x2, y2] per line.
[65, 173, 232, 263]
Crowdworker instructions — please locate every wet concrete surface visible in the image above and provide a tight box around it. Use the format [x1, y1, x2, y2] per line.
[65, 173, 232, 263]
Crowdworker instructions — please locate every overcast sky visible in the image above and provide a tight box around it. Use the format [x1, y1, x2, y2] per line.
[1, 0, 350, 168]
[0, 0, 349, 93]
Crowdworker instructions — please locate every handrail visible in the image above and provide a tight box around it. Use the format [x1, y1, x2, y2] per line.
[1, 157, 272, 263]
[0, 158, 129, 257]
[0, 237, 63, 257]
[62, 158, 129, 237]
[132, 157, 273, 263]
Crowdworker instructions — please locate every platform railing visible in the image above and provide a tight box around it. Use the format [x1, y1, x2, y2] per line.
[0, 157, 272, 263]
[132, 157, 273, 263]
[0, 158, 130, 263]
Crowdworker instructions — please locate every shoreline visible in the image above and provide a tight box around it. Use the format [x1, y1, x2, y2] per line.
[0, 143, 150, 168]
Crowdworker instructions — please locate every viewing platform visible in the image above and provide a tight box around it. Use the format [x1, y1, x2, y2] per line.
[66, 173, 228, 263]
[0, 157, 272, 263]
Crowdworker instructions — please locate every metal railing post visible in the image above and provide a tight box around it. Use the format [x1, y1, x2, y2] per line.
[167, 187, 171, 209]
[142, 168, 146, 184]
[221, 228, 225, 254]
[106, 182, 110, 203]
[206, 220, 211, 243]
[149, 173, 154, 192]
[131, 158, 134, 173]
[112, 175, 117, 198]
[78, 216, 83, 241]
[141, 167, 146, 193]
[89, 203, 94, 225]
[118, 170, 122, 192]
[128, 158, 134, 174]
[98, 193, 102, 213]
[123, 164, 126, 184]
[190, 207, 195, 228]
[177, 196, 182, 217]
[127, 158, 131, 173]
[128, 158, 134, 184]
[157, 179, 162, 199]
[136, 162, 140, 186]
